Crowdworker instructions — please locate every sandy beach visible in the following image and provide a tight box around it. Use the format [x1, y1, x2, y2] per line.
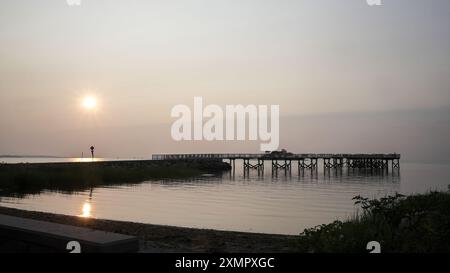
[0, 206, 298, 253]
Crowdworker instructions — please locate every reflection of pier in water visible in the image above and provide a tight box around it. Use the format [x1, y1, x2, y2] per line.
[152, 153, 401, 176]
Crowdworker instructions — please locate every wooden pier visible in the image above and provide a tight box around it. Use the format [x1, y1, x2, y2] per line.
[152, 153, 400, 173]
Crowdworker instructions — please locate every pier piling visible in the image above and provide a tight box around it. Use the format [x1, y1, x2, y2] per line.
[152, 153, 401, 175]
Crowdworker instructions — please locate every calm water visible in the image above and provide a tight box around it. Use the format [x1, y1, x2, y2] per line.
[1, 157, 449, 235]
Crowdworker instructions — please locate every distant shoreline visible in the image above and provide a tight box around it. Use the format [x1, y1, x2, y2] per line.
[0, 155, 66, 158]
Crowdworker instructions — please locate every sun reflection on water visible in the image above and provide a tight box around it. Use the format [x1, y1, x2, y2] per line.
[80, 201, 93, 218]
[71, 158, 103, 163]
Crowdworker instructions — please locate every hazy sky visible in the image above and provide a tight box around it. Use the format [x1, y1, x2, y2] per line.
[1, 0, 449, 161]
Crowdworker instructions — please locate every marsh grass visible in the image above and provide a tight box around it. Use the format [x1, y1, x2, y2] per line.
[297, 190, 450, 253]
[0, 160, 229, 197]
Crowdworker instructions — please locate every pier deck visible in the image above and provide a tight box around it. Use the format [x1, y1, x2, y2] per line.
[152, 153, 401, 172]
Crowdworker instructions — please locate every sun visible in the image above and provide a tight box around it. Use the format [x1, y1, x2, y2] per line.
[82, 96, 97, 110]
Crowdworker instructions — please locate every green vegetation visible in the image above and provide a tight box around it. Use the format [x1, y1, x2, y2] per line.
[297, 190, 450, 253]
[0, 160, 230, 197]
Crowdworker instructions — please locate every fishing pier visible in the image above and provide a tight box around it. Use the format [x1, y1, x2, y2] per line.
[152, 153, 401, 173]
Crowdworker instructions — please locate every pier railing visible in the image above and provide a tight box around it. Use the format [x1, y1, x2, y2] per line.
[152, 153, 401, 160]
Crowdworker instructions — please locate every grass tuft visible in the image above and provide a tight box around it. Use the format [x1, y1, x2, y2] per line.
[297, 190, 450, 253]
